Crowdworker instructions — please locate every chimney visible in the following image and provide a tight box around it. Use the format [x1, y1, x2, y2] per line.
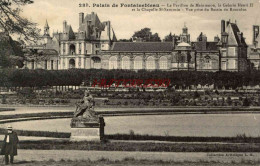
[221, 20, 225, 33]
[79, 13, 84, 27]
[214, 36, 220, 42]
[253, 25, 259, 44]
[63, 21, 67, 33]
[226, 19, 230, 27]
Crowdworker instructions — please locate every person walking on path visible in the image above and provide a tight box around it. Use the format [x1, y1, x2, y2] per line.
[0, 126, 19, 165]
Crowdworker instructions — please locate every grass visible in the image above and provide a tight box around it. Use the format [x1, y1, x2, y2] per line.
[12, 158, 260, 166]
[1, 128, 260, 144]
[0, 112, 72, 121]
[1, 139, 260, 152]
[0, 128, 70, 138]
[107, 133, 260, 143]
[0, 108, 15, 112]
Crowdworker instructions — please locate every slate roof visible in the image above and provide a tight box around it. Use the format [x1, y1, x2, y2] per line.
[191, 42, 219, 52]
[111, 42, 174, 52]
[24, 49, 58, 56]
[230, 23, 247, 47]
[38, 49, 58, 55]
[206, 42, 219, 50]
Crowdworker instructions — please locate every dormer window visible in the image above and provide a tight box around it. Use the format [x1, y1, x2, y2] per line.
[222, 32, 228, 47]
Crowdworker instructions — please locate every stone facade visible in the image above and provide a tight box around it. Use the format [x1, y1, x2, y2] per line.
[218, 20, 248, 71]
[192, 33, 220, 71]
[23, 15, 249, 72]
[248, 25, 260, 70]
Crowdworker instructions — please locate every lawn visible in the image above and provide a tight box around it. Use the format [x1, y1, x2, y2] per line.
[11, 158, 259, 166]
[1, 139, 259, 152]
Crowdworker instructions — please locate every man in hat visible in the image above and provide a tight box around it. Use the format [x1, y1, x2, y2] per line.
[0, 125, 19, 165]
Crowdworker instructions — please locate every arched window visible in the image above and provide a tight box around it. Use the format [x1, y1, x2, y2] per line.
[134, 56, 143, 70]
[121, 56, 130, 69]
[109, 56, 118, 69]
[69, 59, 75, 69]
[91, 57, 101, 69]
[159, 56, 168, 69]
[146, 56, 155, 70]
[69, 44, 75, 55]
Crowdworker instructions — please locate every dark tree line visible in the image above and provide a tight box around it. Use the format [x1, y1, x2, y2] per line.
[0, 69, 260, 89]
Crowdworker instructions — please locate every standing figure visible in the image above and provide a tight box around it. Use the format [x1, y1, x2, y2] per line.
[0, 126, 19, 165]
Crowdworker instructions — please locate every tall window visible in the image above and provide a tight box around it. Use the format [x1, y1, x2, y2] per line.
[205, 58, 210, 69]
[69, 59, 75, 69]
[109, 56, 118, 69]
[63, 43, 65, 54]
[69, 44, 75, 55]
[159, 56, 168, 69]
[79, 43, 81, 54]
[44, 60, 48, 69]
[146, 56, 155, 70]
[31, 60, 35, 69]
[134, 56, 143, 70]
[121, 56, 130, 69]
[228, 47, 236, 57]
[51, 60, 54, 70]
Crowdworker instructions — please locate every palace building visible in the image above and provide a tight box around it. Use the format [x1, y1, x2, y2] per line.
[23, 12, 249, 72]
[248, 25, 260, 70]
[24, 12, 117, 70]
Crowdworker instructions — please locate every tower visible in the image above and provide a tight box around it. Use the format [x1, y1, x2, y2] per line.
[44, 20, 50, 36]
[182, 22, 188, 35]
[180, 23, 190, 43]
[253, 25, 259, 47]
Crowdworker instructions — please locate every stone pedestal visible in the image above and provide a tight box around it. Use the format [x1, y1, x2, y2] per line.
[70, 117, 105, 142]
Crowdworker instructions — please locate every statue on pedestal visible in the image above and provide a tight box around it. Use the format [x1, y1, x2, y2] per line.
[70, 90, 105, 141]
[71, 90, 99, 127]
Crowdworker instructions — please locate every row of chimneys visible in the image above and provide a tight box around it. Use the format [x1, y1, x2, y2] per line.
[62, 12, 97, 34]
[221, 20, 230, 33]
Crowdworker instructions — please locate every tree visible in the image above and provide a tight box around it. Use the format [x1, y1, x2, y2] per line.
[118, 38, 132, 42]
[0, 0, 40, 68]
[164, 32, 173, 42]
[193, 91, 200, 99]
[0, 0, 40, 41]
[243, 97, 250, 107]
[0, 32, 24, 68]
[132, 28, 161, 42]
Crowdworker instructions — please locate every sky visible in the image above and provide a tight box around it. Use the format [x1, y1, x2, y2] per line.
[20, 0, 260, 44]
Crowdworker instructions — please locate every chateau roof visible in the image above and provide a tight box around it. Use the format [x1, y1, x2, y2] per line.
[192, 41, 219, 51]
[229, 23, 247, 47]
[111, 42, 174, 52]
[38, 49, 58, 55]
[24, 49, 58, 56]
